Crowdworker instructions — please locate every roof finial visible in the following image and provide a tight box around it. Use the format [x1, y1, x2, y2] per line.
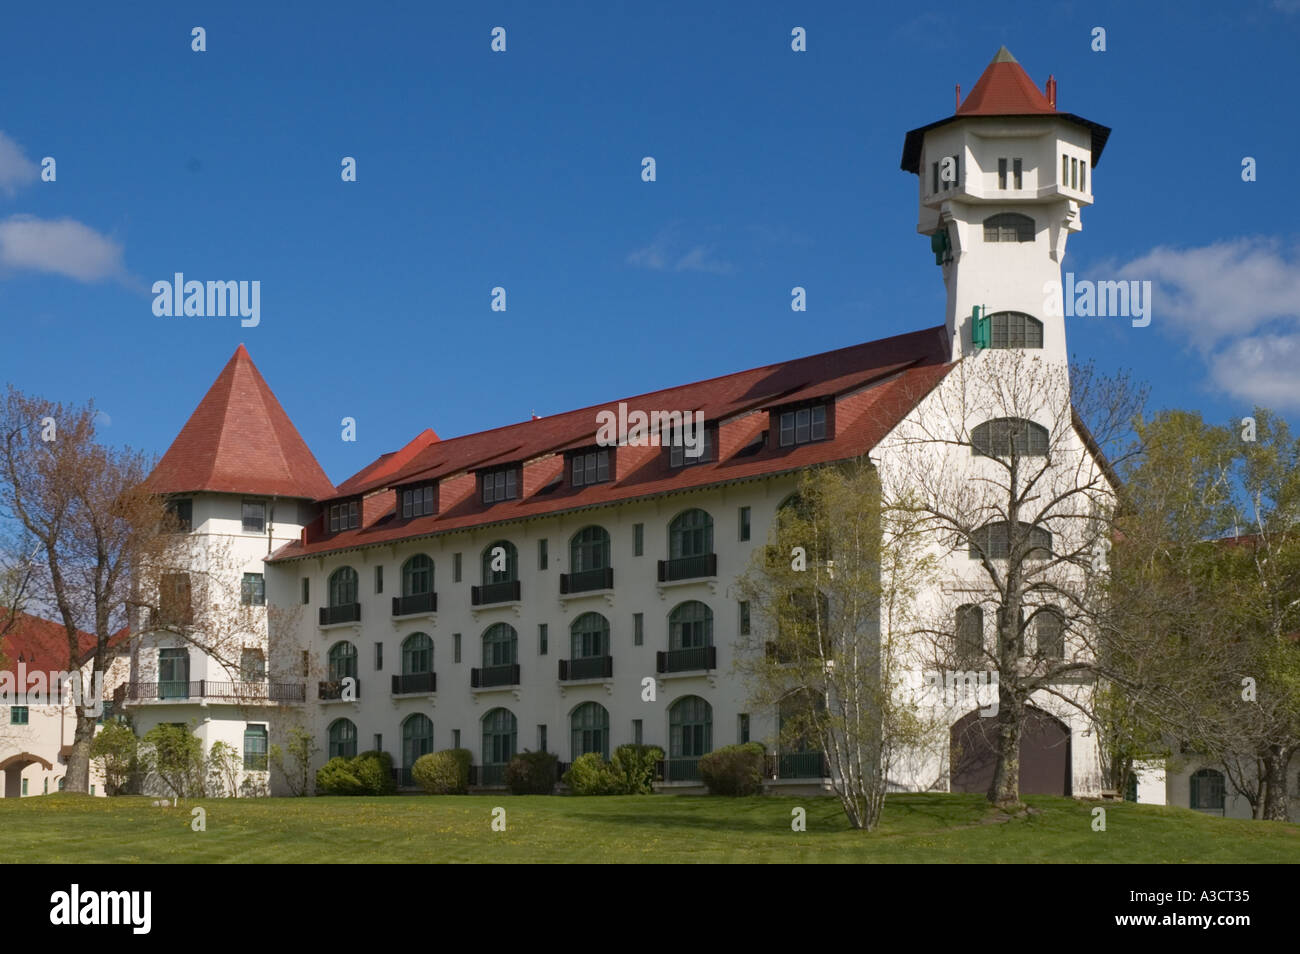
[991, 45, 1018, 64]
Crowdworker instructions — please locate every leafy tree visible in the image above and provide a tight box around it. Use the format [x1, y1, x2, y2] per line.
[89, 721, 138, 795]
[139, 722, 204, 798]
[269, 724, 319, 796]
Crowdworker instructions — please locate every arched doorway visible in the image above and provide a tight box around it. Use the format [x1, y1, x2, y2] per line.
[1, 752, 53, 798]
[949, 707, 1071, 796]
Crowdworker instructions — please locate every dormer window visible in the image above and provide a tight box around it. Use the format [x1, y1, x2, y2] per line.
[667, 424, 715, 468]
[400, 483, 436, 519]
[165, 498, 193, 532]
[328, 499, 360, 532]
[569, 448, 612, 487]
[777, 403, 829, 447]
[481, 466, 520, 504]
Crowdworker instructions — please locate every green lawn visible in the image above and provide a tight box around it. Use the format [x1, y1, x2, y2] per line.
[4, 792, 1298, 863]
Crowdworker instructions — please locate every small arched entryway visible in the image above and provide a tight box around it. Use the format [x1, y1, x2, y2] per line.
[949, 707, 1071, 796]
[0, 752, 53, 798]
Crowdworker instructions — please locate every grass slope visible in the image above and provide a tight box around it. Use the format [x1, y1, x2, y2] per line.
[3, 792, 1298, 863]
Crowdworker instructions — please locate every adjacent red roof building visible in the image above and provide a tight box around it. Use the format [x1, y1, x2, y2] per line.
[0, 612, 128, 675]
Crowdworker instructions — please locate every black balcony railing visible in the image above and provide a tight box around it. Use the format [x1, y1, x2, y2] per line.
[393, 766, 416, 787]
[471, 664, 520, 688]
[471, 580, 521, 605]
[657, 553, 717, 582]
[391, 591, 437, 616]
[661, 758, 701, 782]
[767, 752, 829, 779]
[391, 671, 437, 695]
[319, 603, 361, 625]
[318, 678, 361, 701]
[467, 765, 479, 787]
[560, 567, 613, 594]
[121, 681, 306, 703]
[656, 646, 716, 673]
[558, 656, 613, 681]
[480, 764, 507, 787]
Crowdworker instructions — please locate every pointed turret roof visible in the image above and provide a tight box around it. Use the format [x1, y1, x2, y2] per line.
[147, 345, 336, 500]
[955, 46, 1055, 116]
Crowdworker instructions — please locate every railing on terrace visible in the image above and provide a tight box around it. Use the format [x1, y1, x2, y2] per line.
[657, 553, 716, 582]
[558, 656, 613, 681]
[121, 681, 306, 703]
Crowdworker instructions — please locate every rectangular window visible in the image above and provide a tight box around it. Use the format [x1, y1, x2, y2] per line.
[375, 565, 383, 594]
[240, 572, 265, 606]
[22, 778, 27, 796]
[570, 448, 612, 487]
[1081, 160, 1088, 193]
[634, 612, 643, 646]
[538, 725, 548, 752]
[374, 734, 382, 753]
[633, 719, 643, 745]
[328, 500, 360, 532]
[454, 633, 462, 663]
[997, 158, 1007, 190]
[240, 648, 266, 682]
[539, 623, 548, 655]
[931, 160, 939, 194]
[243, 725, 269, 770]
[669, 425, 715, 468]
[453, 553, 462, 583]
[401, 484, 436, 519]
[301, 650, 310, 677]
[778, 404, 828, 447]
[947, 154, 959, 189]
[242, 500, 266, 533]
[1071, 157, 1078, 190]
[480, 467, 520, 504]
[301, 577, 310, 605]
[738, 714, 750, 744]
[166, 498, 193, 532]
[633, 523, 644, 556]
[739, 507, 751, 541]
[11, 705, 28, 725]
[375, 642, 383, 670]
[453, 729, 460, 749]
[1013, 158, 1023, 190]
[159, 573, 192, 627]
[1062, 153, 1069, 186]
[739, 601, 751, 635]
[538, 538, 548, 570]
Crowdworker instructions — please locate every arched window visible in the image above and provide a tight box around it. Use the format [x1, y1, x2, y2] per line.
[1035, 607, 1064, 659]
[402, 632, 433, 674]
[481, 541, 518, 584]
[570, 702, 610, 760]
[669, 696, 713, 761]
[482, 623, 518, 668]
[983, 213, 1034, 243]
[327, 641, 357, 681]
[570, 612, 610, 659]
[328, 567, 358, 607]
[482, 708, 518, 784]
[670, 601, 713, 650]
[328, 718, 357, 759]
[969, 522, 1052, 561]
[669, 509, 713, 559]
[402, 714, 434, 772]
[570, 526, 611, 573]
[778, 689, 825, 778]
[956, 604, 984, 666]
[1190, 768, 1225, 812]
[971, 418, 1049, 458]
[986, 311, 1043, 349]
[401, 554, 433, 596]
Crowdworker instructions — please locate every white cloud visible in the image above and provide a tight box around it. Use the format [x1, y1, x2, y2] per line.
[0, 215, 126, 282]
[626, 228, 735, 276]
[1209, 333, 1300, 408]
[0, 131, 39, 197]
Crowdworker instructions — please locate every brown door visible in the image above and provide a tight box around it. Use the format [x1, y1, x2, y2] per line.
[950, 707, 1071, 796]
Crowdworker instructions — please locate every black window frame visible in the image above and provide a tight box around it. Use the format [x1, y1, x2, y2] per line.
[242, 499, 266, 533]
[400, 483, 436, 520]
[569, 447, 613, 487]
[480, 466, 521, 504]
[983, 213, 1035, 244]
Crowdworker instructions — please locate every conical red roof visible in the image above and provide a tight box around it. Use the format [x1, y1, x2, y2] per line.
[147, 345, 335, 500]
[956, 46, 1055, 116]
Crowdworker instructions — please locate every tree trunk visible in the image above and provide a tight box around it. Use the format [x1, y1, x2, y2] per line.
[989, 692, 1023, 810]
[1261, 746, 1290, 821]
[63, 714, 96, 792]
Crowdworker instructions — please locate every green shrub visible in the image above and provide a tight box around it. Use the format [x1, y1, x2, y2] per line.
[412, 748, 472, 794]
[353, 750, 397, 795]
[315, 757, 366, 796]
[611, 744, 664, 795]
[698, 742, 766, 796]
[505, 749, 558, 795]
[563, 752, 623, 795]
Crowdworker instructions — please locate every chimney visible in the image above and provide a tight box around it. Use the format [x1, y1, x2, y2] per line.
[1046, 75, 1057, 109]
[955, 84, 961, 111]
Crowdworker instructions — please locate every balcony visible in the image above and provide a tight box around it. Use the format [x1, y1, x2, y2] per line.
[391, 671, 437, 695]
[558, 656, 613, 681]
[767, 752, 829, 780]
[393, 766, 416, 788]
[656, 646, 716, 674]
[318, 678, 361, 701]
[659, 758, 701, 782]
[319, 603, 361, 626]
[391, 592, 437, 616]
[479, 764, 507, 787]
[560, 567, 613, 595]
[657, 553, 716, 582]
[119, 680, 306, 703]
[471, 580, 521, 606]
[471, 664, 520, 689]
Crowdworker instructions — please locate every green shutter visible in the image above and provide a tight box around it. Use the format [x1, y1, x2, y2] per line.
[972, 307, 990, 350]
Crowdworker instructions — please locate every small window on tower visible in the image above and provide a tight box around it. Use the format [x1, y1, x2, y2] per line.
[932, 161, 939, 194]
[1081, 160, 1088, 193]
[1071, 157, 1078, 190]
[1062, 153, 1069, 186]
[997, 158, 1007, 190]
[1013, 158, 1023, 190]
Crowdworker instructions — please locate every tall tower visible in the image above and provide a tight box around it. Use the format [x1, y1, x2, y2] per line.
[900, 47, 1110, 365]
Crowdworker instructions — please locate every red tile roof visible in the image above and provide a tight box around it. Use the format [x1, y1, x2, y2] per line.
[147, 345, 336, 500]
[0, 613, 128, 675]
[269, 326, 954, 562]
[899, 47, 1110, 174]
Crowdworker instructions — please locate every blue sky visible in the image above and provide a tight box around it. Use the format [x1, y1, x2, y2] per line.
[2, 0, 1298, 484]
